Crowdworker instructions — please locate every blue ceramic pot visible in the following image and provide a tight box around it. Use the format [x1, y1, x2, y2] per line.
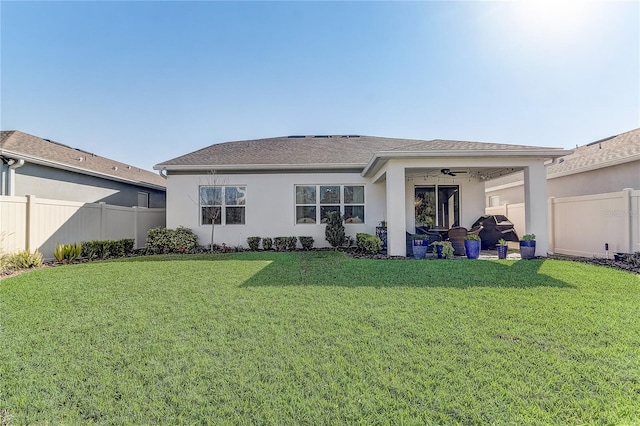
[464, 239, 481, 259]
[519, 240, 536, 259]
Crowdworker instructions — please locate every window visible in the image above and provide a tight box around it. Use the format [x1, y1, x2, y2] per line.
[415, 185, 459, 228]
[137, 191, 149, 208]
[295, 185, 365, 224]
[200, 186, 246, 225]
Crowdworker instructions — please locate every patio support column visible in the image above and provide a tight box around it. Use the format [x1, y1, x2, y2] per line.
[524, 162, 549, 256]
[385, 162, 406, 256]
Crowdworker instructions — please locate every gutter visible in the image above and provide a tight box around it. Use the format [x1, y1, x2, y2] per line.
[1, 151, 166, 191]
[154, 162, 365, 172]
[6, 158, 25, 196]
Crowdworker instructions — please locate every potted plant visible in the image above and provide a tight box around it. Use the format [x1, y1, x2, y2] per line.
[464, 234, 481, 259]
[496, 238, 508, 259]
[412, 234, 429, 259]
[519, 234, 536, 260]
[430, 240, 454, 259]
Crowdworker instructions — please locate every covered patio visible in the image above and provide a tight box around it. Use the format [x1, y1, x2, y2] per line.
[363, 149, 568, 257]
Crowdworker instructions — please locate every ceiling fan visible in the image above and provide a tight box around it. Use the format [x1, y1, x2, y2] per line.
[440, 168, 468, 177]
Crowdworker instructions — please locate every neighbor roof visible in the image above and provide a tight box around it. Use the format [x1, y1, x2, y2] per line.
[0, 130, 166, 190]
[485, 128, 640, 188]
[156, 134, 567, 175]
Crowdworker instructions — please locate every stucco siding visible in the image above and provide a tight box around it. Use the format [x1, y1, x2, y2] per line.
[166, 172, 385, 248]
[14, 163, 166, 208]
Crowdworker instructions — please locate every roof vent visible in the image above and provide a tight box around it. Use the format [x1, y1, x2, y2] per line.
[112, 166, 118, 171]
[313, 135, 330, 138]
[558, 158, 564, 163]
[287, 135, 306, 138]
[77, 156, 84, 162]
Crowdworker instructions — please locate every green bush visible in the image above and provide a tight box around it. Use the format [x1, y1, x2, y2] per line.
[465, 234, 481, 241]
[146, 226, 198, 254]
[325, 211, 347, 248]
[356, 233, 382, 254]
[81, 239, 135, 259]
[7, 249, 43, 269]
[274, 237, 288, 252]
[298, 236, 314, 251]
[54, 243, 82, 263]
[247, 237, 261, 251]
[286, 236, 298, 251]
[262, 237, 273, 251]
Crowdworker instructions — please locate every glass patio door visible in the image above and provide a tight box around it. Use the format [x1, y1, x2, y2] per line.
[415, 185, 459, 228]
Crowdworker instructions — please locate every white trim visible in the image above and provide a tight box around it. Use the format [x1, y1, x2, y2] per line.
[361, 149, 571, 177]
[156, 163, 363, 172]
[1, 151, 166, 191]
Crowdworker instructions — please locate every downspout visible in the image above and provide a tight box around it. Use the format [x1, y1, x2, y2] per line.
[7, 158, 25, 196]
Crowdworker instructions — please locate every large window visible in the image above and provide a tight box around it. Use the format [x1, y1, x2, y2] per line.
[200, 186, 246, 225]
[296, 185, 365, 224]
[415, 185, 459, 228]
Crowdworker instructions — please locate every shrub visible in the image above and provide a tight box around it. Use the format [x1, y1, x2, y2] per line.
[356, 233, 382, 254]
[286, 236, 298, 251]
[262, 237, 273, 251]
[54, 243, 82, 263]
[8, 249, 43, 269]
[325, 211, 347, 248]
[274, 237, 288, 252]
[146, 226, 198, 254]
[465, 234, 480, 241]
[521, 233, 536, 241]
[247, 237, 261, 251]
[172, 226, 199, 253]
[81, 239, 135, 259]
[298, 236, 314, 251]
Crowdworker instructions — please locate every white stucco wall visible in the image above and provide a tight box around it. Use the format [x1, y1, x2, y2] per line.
[166, 172, 386, 248]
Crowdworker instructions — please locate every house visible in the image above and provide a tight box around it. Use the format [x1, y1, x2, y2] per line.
[485, 128, 640, 205]
[155, 135, 570, 257]
[0, 130, 166, 207]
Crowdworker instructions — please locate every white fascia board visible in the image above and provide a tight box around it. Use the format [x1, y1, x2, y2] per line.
[485, 180, 524, 193]
[3, 151, 166, 191]
[361, 149, 572, 177]
[154, 163, 365, 172]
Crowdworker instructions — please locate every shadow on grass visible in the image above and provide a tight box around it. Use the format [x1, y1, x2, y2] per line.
[238, 252, 573, 289]
[105, 251, 574, 289]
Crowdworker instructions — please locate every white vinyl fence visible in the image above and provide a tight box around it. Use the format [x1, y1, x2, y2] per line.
[0, 195, 166, 259]
[487, 188, 639, 258]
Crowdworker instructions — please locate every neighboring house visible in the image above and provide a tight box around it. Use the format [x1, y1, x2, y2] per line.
[0, 130, 166, 207]
[485, 128, 640, 206]
[156, 135, 568, 257]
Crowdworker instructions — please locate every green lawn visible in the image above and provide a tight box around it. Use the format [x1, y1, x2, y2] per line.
[1, 252, 639, 425]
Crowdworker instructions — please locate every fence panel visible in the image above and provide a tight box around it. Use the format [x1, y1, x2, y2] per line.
[0, 195, 165, 258]
[0, 196, 28, 254]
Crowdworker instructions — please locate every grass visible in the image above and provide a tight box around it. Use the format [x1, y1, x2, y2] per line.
[1, 251, 639, 425]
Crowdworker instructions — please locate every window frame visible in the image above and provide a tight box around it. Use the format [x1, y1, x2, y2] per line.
[200, 185, 246, 226]
[295, 184, 365, 225]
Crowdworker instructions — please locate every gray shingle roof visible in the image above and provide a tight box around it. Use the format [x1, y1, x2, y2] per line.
[1, 130, 166, 189]
[156, 135, 558, 168]
[485, 128, 640, 188]
[546, 128, 640, 176]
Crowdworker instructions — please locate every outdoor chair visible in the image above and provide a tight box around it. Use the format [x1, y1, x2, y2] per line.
[447, 226, 467, 256]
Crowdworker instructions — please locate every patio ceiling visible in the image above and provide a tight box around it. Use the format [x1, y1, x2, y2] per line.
[404, 166, 525, 182]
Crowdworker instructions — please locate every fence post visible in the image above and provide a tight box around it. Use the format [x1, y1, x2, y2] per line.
[133, 206, 139, 248]
[622, 188, 633, 253]
[26, 194, 36, 252]
[548, 197, 555, 254]
[100, 202, 106, 240]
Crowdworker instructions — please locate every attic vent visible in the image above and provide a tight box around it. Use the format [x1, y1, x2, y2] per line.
[112, 166, 118, 171]
[127, 165, 132, 169]
[313, 135, 330, 138]
[558, 158, 564, 163]
[77, 156, 84, 162]
[287, 135, 306, 138]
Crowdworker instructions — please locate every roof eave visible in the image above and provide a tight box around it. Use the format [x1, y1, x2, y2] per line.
[1, 150, 166, 191]
[361, 149, 572, 177]
[154, 162, 365, 172]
